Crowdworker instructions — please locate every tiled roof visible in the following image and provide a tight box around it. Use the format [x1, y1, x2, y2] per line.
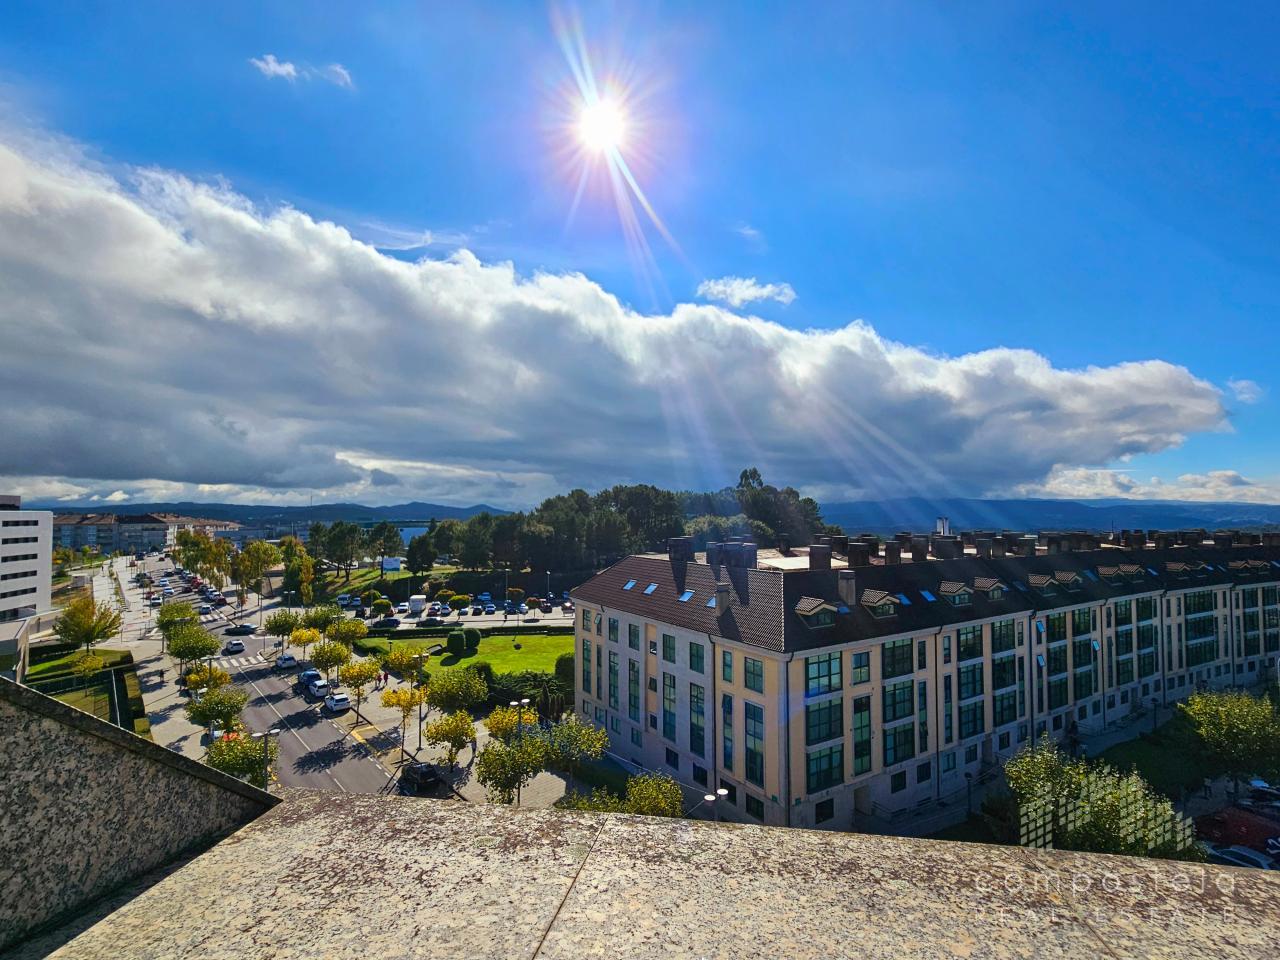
[1028, 573, 1053, 588]
[859, 589, 895, 607]
[794, 596, 830, 616]
[972, 577, 1003, 592]
[938, 581, 970, 596]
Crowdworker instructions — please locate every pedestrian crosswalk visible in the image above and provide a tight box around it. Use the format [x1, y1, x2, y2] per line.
[212, 654, 268, 669]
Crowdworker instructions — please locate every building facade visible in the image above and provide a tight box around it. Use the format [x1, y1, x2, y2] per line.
[1, 495, 52, 625]
[53, 513, 239, 553]
[572, 535, 1280, 831]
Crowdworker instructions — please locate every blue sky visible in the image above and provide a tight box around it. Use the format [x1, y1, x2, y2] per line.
[0, 2, 1276, 506]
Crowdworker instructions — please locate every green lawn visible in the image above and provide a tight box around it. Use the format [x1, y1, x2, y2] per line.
[362, 632, 572, 676]
[26, 647, 132, 681]
[54, 686, 111, 721]
[1096, 714, 1212, 798]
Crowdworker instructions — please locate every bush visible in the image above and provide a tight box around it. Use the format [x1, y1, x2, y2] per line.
[446, 629, 465, 657]
[554, 652, 575, 687]
[463, 627, 481, 651]
[360, 589, 381, 607]
[436, 588, 454, 604]
[449, 594, 472, 611]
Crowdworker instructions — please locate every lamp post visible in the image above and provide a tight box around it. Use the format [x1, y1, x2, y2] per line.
[252, 727, 282, 791]
[965, 772, 974, 816]
[415, 653, 427, 752]
[685, 790, 727, 819]
[510, 697, 532, 806]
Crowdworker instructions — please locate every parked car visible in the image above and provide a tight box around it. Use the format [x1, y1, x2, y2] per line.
[198, 604, 212, 615]
[212, 596, 230, 607]
[1206, 844, 1279, 870]
[223, 638, 246, 654]
[324, 692, 352, 713]
[539, 601, 553, 613]
[336, 593, 351, 606]
[372, 617, 400, 630]
[399, 762, 444, 796]
[149, 597, 162, 608]
[483, 603, 497, 615]
[275, 653, 298, 670]
[561, 601, 574, 612]
[517, 603, 528, 615]
[225, 623, 257, 636]
[419, 616, 444, 627]
[427, 603, 441, 616]
[471, 605, 484, 616]
[297, 668, 322, 690]
[307, 679, 331, 699]
[395, 602, 410, 614]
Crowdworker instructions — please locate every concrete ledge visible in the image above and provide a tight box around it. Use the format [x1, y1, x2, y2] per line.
[45, 789, 1280, 960]
[0, 675, 277, 808]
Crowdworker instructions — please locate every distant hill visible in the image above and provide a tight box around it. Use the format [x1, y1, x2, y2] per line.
[29, 500, 508, 524]
[820, 497, 1280, 534]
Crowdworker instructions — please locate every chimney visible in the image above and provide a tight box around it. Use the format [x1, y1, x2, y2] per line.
[848, 542, 871, 567]
[838, 569, 857, 606]
[706, 542, 722, 575]
[668, 536, 692, 562]
[830, 535, 849, 556]
[910, 538, 928, 562]
[936, 516, 951, 537]
[976, 538, 992, 558]
[809, 544, 832, 570]
[742, 543, 758, 568]
[884, 541, 901, 565]
[1018, 536, 1037, 557]
[991, 538, 1007, 558]
[715, 581, 731, 613]
[778, 534, 791, 555]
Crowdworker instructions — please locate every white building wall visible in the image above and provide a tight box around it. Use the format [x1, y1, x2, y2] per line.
[1, 508, 52, 622]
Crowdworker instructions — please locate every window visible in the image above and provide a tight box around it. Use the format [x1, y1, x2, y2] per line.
[745, 703, 765, 786]
[917, 638, 928, 670]
[665, 747, 679, 770]
[722, 649, 733, 682]
[745, 794, 764, 820]
[992, 654, 1017, 690]
[1046, 644, 1068, 676]
[805, 698, 843, 745]
[628, 660, 640, 722]
[807, 745, 843, 793]
[959, 701, 984, 739]
[678, 590, 694, 603]
[850, 651, 870, 684]
[1048, 677, 1069, 710]
[1071, 609, 1091, 636]
[745, 657, 764, 693]
[943, 635, 952, 664]
[581, 608, 591, 630]
[1046, 613, 1067, 643]
[661, 634, 675, 662]
[815, 798, 834, 824]
[991, 619, 1016, 654]
[623, 579, 637, 590]
[647, 677, 657, 692]
[689, 683, 706, 758]
[882, 638, 914, 679]
[643, 583, 658, 595]
[721, 694, 734, 770]
[942, 751, 956, 773]
[805, 652, 841, 696]
[994, 690, 1017, 727]
[957, 625, 983, 662]
[582, 638, 592, 693]
[883, 722, 915, 767]
[689, 642, 705, 674]
[662, 673, 676, 741]
[721, 781, 737, 806]
[890, 771, 907, 793]
[958, 663, 984, 701]
[917, 761, 932, 783]
[918, 681, 929, 752]
[852, 696, 871, 775]
[883, 680, 913, 722]
[627, 623, 639, 650]
[608, 618, 619, 643]
[943, 674, 953, 744]
[692, 764, 707, 786]
[608, 651, 619, 709]
[630, 727, 642, 747]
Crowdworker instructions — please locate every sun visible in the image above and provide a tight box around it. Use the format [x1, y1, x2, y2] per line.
[577, 97, 627, 154]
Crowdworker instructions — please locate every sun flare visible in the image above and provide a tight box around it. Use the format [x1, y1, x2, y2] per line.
[577, 97, 627, 153]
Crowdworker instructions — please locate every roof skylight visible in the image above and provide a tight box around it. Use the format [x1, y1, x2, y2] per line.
[920, 589, 937, 602]
[678, 590, 694, 602]
[622, 579, 636, 590]
[643, 583, 658, 595]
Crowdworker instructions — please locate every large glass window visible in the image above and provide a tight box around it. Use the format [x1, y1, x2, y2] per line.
[957, 625, 983, 662]
[1046, 613, 1067, 643]
[721, 649, 733, 682]
[608, 618, 619, 643]
[852, 696, 872, 775]
[745, 702, 765, 786]
[1114, 600, 1132, 626]
[805, 652, 842, 696]
[959, 701, 984, 739]
[1071, 609, 1091, 636]
[805, 698, 843, 745]
[993, 690, 1018, 727]
[992, 654, 1017, 690]
[689, 642, 705, 674]
[627, 623, 640, 650]
[608, 651, 619, 709]
[807, 745, 843, 793]
[1046, 644, 1068, 676]
[1136, 597, 1157, 621]
[958, 663, 984, 701]
[991, 619, 1016, 654]
[661, 634, 675, 663]
[745, 657, 764, 693]
[582, 638, 592, 693]
[662, 673, 676, 741]
[1048, 676, 1069, 710]
[883, 679, 913, 722]
[882, 638, 914, 679]
[883, 722, 915, 767]
[721, 694, 734, 770]
[1115, 628, 1134, 657]
[627, 660, 640, 722]
[689, 683, 705, 758]
[850, 650, 870, 685]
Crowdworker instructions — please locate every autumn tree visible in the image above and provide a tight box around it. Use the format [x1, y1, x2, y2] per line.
[310, 640, 352, 685]
[484, 703, 540, 745]
[54, 596, 122, 653]
[381, 685, 427, 759]
[182, 662, 231, 692]
[289, 627, 323, 660]
[207, 734, 278, 789]
[545, 713, 609, 792]
[339, 659, 381, 720]
[474, 737, 547, 804]
[371, 598, 393, 618]
[264, 609, 302, 649]
[426, 668, 487, 714]
[326, 617, 368, 648]
[1180, 691, 1280, 790]
[424, 710, 476, 768]
[302, 604, 343, 633]
[561, 772, 685, 818]
[186, 685, 249, 733]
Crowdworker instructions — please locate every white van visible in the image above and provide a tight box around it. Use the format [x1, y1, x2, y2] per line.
[408, 595, 428, 616]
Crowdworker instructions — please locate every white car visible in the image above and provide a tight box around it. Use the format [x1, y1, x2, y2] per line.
[275, 653, 298, 670]
[307, 679, 330, 699]
[324, 692, 352, 713]
[395, 602, 410, 614]
[223, 638, 245, 654]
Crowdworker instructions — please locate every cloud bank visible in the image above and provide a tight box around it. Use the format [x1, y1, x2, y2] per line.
[249, 54, 352, 88]
[0, 135, 1242, 507]
[697, 275, 796, 307]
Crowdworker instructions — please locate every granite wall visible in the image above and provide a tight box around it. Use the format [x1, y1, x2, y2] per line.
[0, 677, 276, 951]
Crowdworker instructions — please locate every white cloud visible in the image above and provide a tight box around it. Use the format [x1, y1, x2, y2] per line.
[103, 489, 129, 502]
[249, 55, 353, 88]
[1015, 466, 1280, 504]
[1228, 378, 1265, 404]
[0, 133, 1237, 507]
[696, 275, 796, 308]
[735, 223, 766, 252]
[249, 54, 298, 81]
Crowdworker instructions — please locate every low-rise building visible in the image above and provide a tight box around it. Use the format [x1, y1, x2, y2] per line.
[572, 533, 1280, 831]
[53, 512, 240, 553]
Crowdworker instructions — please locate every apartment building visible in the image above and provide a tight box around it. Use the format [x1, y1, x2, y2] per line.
[1, 495, 52, 623]
[53, 513, 239, 553]
[572, 533, 1280, 832]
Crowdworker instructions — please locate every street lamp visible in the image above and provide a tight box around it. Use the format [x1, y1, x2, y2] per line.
[685, 789, 728, 819]
[414, 653, 427, 752]
[545, 571, 551, 604]
[252, 727, 282, 791]
[509, 697, 532, 806]
[965, 771, 974, 816]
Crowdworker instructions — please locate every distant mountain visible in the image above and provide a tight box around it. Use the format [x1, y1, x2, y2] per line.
[29, 500, 508, 524]
[820, 497, 1280, 535]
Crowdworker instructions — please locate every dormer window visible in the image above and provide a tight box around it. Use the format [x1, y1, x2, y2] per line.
[1029, 574, 1054, 596]
[872, 603, 895, 619]
[948, 592, 971, 607]
[796, 596, 837, 628]
[973, 577, 1005, 602]
[860, 589, 900, 619]
[988, 588, 1003, 601]
[939, 581, 973, 606]
[807, 610, 835, 628]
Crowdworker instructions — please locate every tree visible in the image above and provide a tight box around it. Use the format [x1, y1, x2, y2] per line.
[326, 521, 364, 581]
[424, 710, 476, 768]
[183, 662, 231, 692]
[339, 660, 381, 720]
[474, 737, 547, 804]
[156, 600, 197, 648]
[1003, 736, 1200, 860]
[381, 686, 427, 758]
[368, 521, 405, 575]
[326, 617, 368, 648]
[462, 627, 481, 651]
[186, 684, 249, 732]
[54, 596, 122, 653]
[207, 734, 278, 789]
[264, 610, 302, 648]
[381, 645, 425, 684]
[545, 714, 608, 792]
[310, 640, 351, 684]
[282, 552, 315, 607]
[521, 671, 571, 720]
[506, 586, 525, 603]
[360, 590, 382, 609]
[371, 598, 393, 618]
[53, 546, 75, 574]
[446, 629, 465, 658]
[237, 540, 282, 606]
[1180, 691, 1280, 789]
[305, 523, 329, 564]
[484, 703, 540, 744]
[278, 534, 307, 566]
[167, 623, 221, 670]
[290, 627, 323, 660]
[405, 532, 435, 591]
[561, 773, 684, 818]
[448, 594, 472, 612]
[72, 652, 104, 690]
[302, 604, 344, 633]
[432, 519, 463, 560]
[459, 513, 494, 569]
[425, 668, 488, 714]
